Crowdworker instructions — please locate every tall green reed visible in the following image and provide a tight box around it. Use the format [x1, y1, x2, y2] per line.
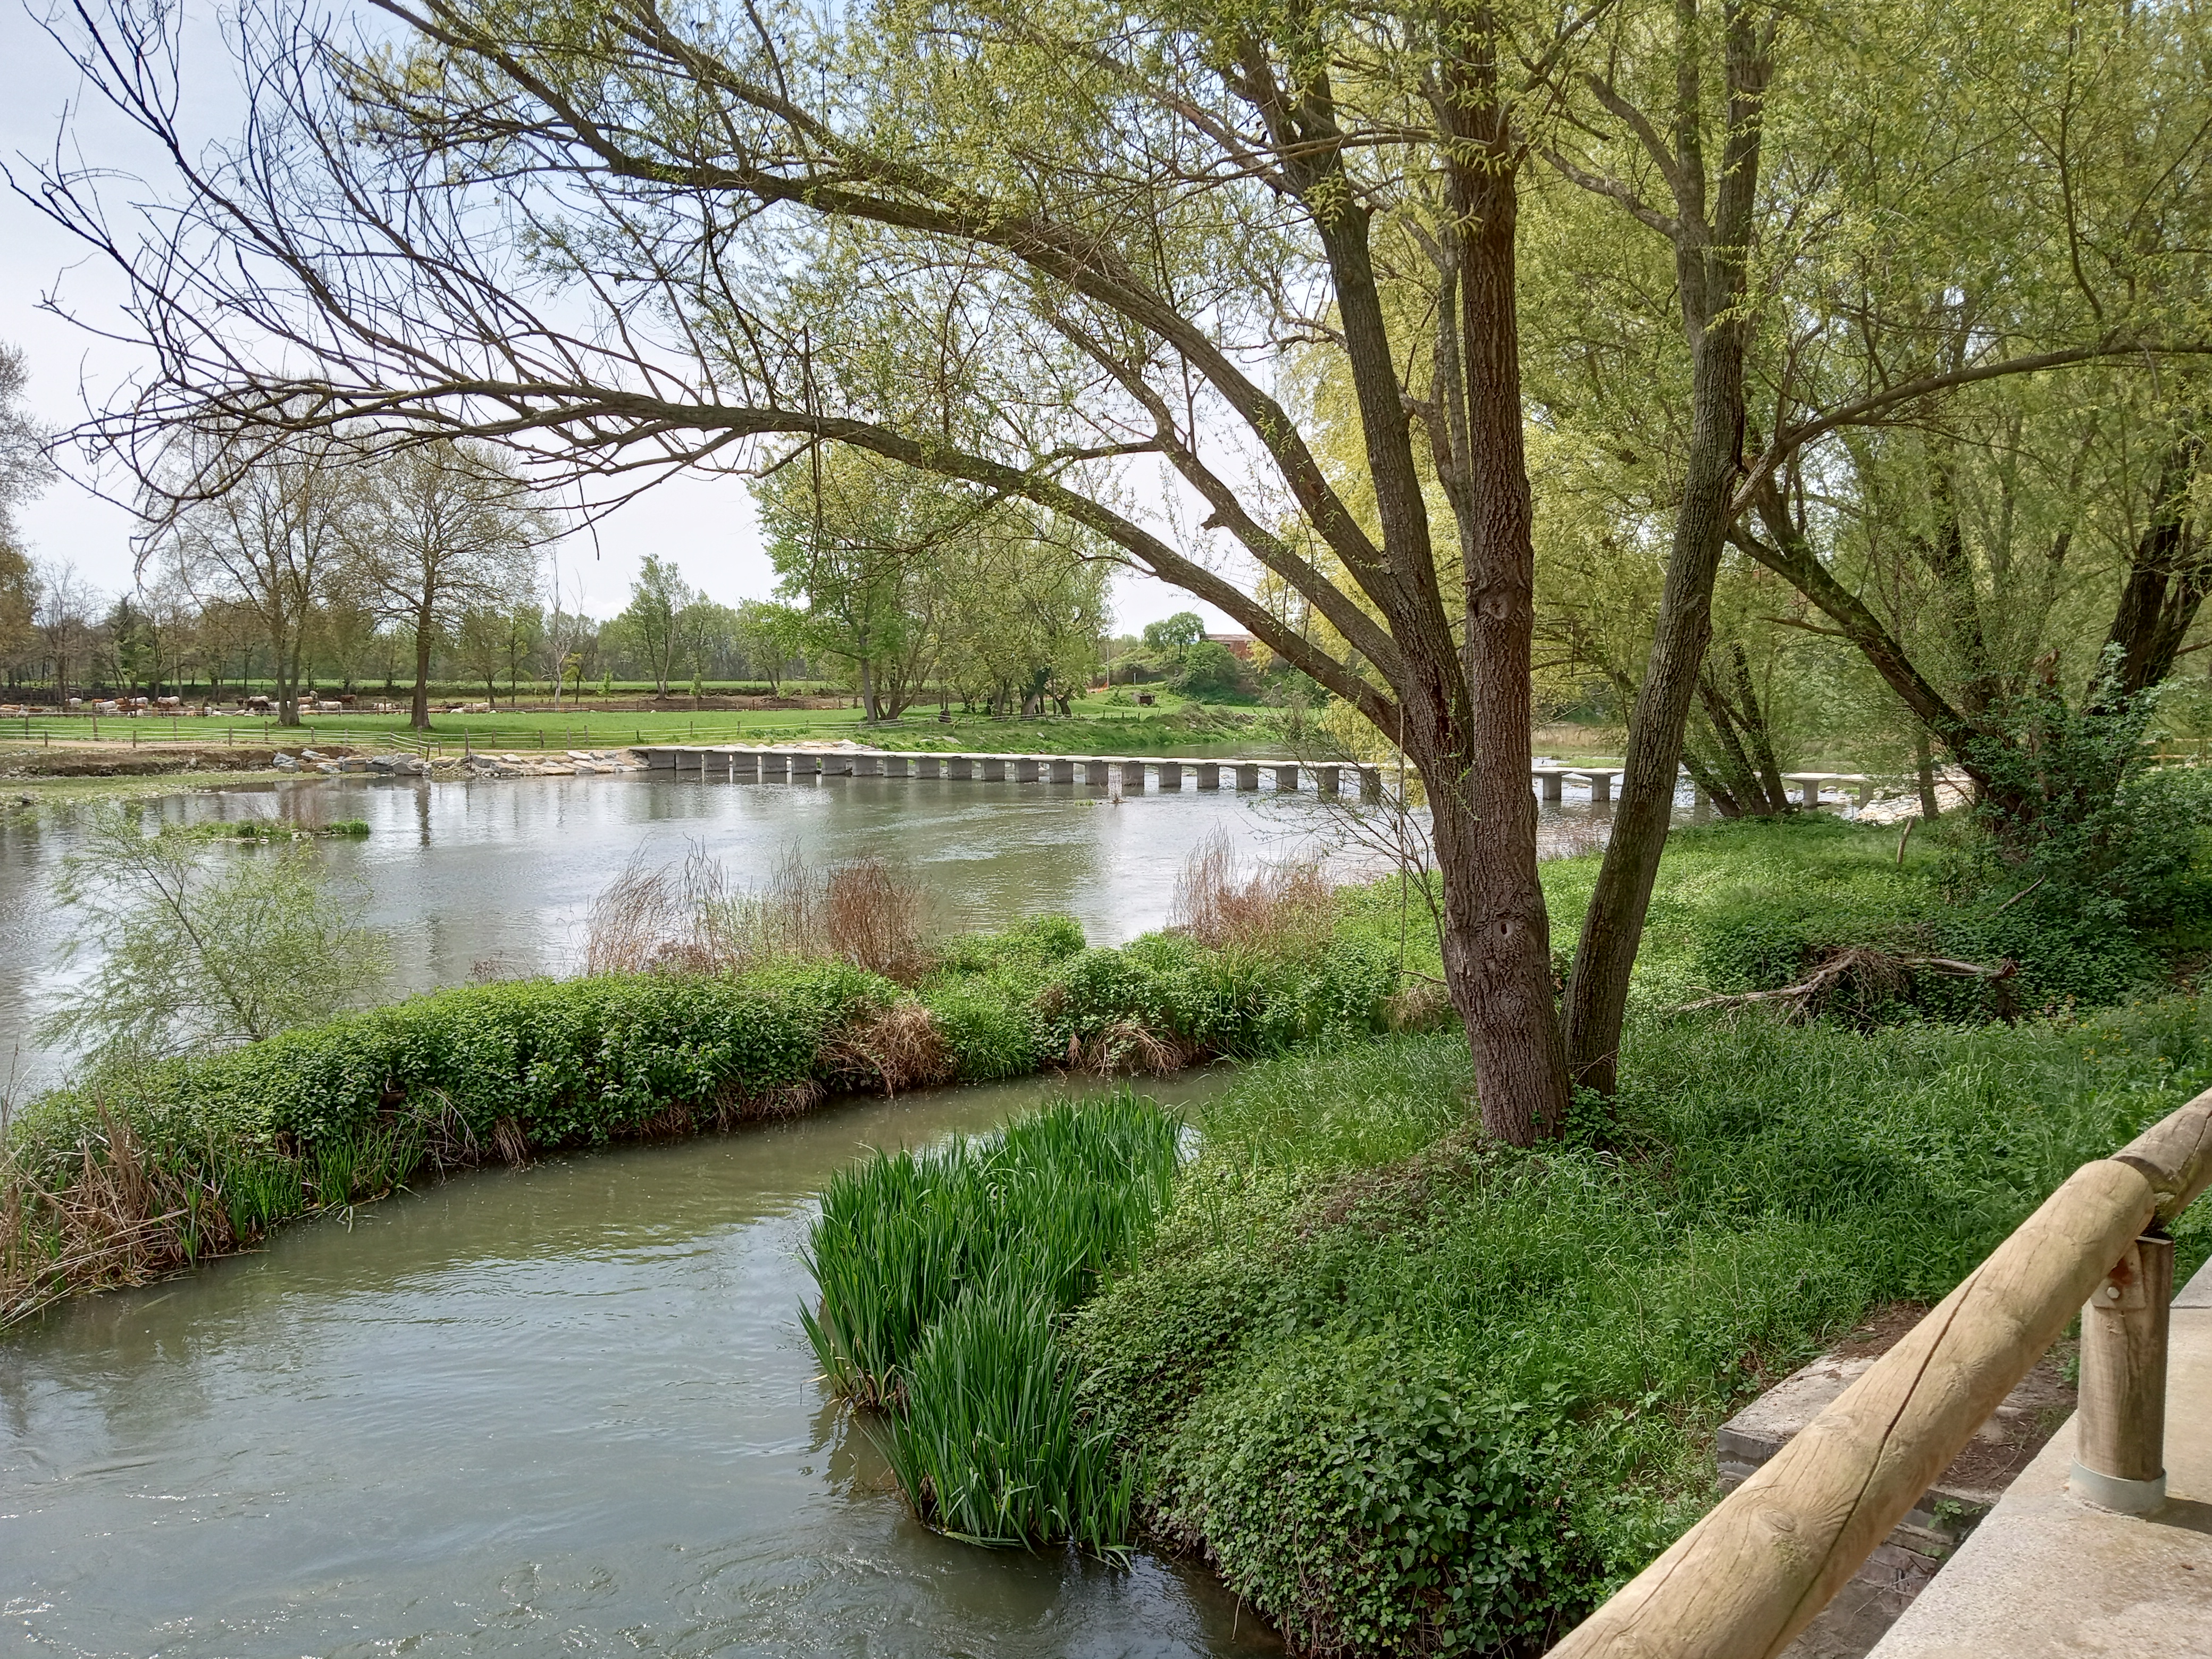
[800, 1090, 1180, 1552]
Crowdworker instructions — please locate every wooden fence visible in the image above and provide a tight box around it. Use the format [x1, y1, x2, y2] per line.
[1547, 1087, 2212, 1659]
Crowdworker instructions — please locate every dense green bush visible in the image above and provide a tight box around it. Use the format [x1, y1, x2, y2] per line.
[1072, 1002, 2212, 1655]
[8, 904, 1404, 1320]
[1614, 811, 2211, 1020]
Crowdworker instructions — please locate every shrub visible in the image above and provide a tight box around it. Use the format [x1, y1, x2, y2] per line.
[7, 893, 1413, 1324]
[40, 809, 391, 1062]
[1153, 1339, 1579, 1657]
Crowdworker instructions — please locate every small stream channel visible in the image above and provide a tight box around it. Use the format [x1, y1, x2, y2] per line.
[1, 1070, 1279, 1658]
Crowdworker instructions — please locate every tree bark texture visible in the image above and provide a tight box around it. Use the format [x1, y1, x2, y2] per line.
[1563, 2, 1771, 1092]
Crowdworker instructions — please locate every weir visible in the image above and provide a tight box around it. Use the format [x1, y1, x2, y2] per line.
[635, 744, 1392, 795]
[632, 745, 1733, 808]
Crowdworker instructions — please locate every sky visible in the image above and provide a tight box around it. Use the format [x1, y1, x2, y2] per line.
[0, 4, 1234, 635]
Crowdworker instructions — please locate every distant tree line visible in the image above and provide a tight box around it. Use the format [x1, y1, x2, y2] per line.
[0, 366, 1120, 725]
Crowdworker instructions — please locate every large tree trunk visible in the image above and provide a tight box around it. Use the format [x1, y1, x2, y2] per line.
[2099, 436, 2208, 703]
[411, 606, 435, 730]
[1563, 3, 1770, 1093]
[1435, 37, 1571, 1144]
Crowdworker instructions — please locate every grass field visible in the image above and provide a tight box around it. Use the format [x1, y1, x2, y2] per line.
[1, 698, 1298, 758]
[0, 701, 1637, 766]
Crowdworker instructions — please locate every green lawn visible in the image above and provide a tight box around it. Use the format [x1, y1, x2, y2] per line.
[0, 695, 1294, 758]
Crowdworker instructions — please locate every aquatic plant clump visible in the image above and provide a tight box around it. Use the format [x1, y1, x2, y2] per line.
[802, 1093, 1180, 1551]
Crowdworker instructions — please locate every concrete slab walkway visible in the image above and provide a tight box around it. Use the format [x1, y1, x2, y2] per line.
[1864, 1252, 2212, 1657]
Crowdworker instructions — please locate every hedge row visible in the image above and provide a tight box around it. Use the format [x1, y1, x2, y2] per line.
[3, 916, 1405, 1318]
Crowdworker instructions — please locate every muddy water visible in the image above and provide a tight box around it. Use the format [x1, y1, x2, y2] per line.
[0, 1070, 1277, 1658]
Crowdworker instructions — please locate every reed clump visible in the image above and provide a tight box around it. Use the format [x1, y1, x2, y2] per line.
[582, 844, 933, 983]
[802, 1092, 1180, 1552]
[1171, 830, 1338, 957]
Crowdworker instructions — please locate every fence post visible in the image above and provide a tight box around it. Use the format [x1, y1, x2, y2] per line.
[2068, 1231, 2174, 1513]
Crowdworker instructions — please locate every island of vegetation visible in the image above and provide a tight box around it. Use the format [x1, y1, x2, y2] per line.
[3, 0, 2211, 1652]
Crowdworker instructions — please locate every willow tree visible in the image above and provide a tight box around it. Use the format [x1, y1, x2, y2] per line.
[36, 0, 1599, 1139]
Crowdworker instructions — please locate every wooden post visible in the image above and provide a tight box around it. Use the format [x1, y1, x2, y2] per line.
[2070, 1233, 2174, 1513]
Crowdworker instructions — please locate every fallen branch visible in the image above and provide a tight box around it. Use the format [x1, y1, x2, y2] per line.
[1677, 948, 2017, 1016]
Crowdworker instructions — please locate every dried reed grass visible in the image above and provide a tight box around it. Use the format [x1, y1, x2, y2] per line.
[1383, 977, 1458, 1033]
[1065, 1018, 1197, 1076]
[581, 844, 932, 983]
[1, 1108, 211, 1323]
[1170, 830, 1337, 956]
[824, 1002, 955, 1094]
[824, 859, 932, 983]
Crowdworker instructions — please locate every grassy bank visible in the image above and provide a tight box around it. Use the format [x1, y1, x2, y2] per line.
[1, 692, 1296, 761]
[1, 903, 1407, 1325]
[794, 811, 2212, 1654]
[1066, 1003, 2212, 1654]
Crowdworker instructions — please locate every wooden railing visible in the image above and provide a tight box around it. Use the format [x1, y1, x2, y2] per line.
[1548, 1087, 2212, 1659]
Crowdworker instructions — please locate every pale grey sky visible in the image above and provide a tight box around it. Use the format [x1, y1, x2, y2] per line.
[0, 3, 1232, 633]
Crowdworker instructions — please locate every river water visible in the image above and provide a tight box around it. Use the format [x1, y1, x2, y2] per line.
[1, 1071, 1279, 1658]
[0, 771, 1352, 1097]
[0, 769, 1632, 1655]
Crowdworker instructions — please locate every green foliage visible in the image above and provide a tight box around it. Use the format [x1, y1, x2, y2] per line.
[883, 1271, 1138, 1554]
[1171, 640, 1248, 700]
[1141, 612, 1205, 652]
[40, 809, 391, 1062]
[1583, 813, 2210, 1021]
[1946, 673, 2212, 931]
[189, 817, 370, 840]
[802, 1093, 1181, 1550]
[10, 899, 1409, 1320]
[1072, 1001, 2212, 1654]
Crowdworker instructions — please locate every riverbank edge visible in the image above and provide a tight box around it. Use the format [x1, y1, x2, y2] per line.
[1, 911, 1422, 1327]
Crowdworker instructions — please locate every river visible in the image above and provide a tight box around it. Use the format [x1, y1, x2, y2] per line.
[0, 768, 1630, 1655]
[1, 768, 1633, 1096]
[0, 770, 1352, 1097]
[1, 1070, 1280, 1657]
